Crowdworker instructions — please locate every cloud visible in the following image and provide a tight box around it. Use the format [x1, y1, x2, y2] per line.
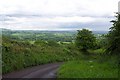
[0, 0, 119, 30]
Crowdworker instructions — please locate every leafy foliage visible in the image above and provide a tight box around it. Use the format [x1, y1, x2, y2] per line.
[107, 13, 120, 55]
[75, 29, 96, 52]
[95, 34, 108, 49]
[2, 36, 81, 74]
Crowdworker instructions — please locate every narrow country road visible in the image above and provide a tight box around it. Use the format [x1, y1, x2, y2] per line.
[3, 63, 63, 78]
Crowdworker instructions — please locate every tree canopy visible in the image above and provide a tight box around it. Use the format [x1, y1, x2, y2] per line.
[75, 29, 96, 52]
[107, 13, 120, 55]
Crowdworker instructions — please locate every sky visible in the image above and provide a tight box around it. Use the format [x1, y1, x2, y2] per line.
[0, 0, 119, 31]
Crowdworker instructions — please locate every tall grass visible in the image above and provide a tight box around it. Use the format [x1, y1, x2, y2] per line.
[57, 56, 118, 78]
[2, 37, 80, 74]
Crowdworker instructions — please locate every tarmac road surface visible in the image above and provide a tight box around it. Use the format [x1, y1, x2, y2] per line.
[3, 62, 63, 79]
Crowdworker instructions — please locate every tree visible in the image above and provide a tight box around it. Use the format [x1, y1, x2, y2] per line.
[47, 40, 59, 47]
[96, 34, 108, 49]
[75, 29, 96, 52]
[106, 13, 120, 55]
[34, 40, 47, 46]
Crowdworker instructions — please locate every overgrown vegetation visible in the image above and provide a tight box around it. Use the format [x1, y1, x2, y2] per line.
[75, 29, 97, 53]
[1, 13, 119, 79]
[2, 35, 80, 74]
[57, 57, 118, 78]
[57, 13, 119, 78]
[106, 13, 120, 55]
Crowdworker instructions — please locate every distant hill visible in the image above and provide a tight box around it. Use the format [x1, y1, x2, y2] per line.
[1, 28, 108, 34]
[93, 31, 108, 34]
[1, 28, 108, 42]
[0, 28, 11, 31]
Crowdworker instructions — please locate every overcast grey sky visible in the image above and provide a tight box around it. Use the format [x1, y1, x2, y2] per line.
[0, 0, 119, 31]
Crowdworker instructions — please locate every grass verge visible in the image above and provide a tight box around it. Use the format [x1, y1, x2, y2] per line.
[57, 57, 118, 78]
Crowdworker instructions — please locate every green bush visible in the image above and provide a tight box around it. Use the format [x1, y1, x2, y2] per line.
[2, 36, 80, 74]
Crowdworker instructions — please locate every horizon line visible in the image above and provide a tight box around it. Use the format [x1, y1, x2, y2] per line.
[0, 28, 109, 32]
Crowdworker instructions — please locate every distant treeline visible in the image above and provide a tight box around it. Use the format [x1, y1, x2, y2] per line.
[1, 28, 108, 42]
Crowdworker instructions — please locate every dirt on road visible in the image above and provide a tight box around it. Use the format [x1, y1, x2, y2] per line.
[3, 62, 63, 78]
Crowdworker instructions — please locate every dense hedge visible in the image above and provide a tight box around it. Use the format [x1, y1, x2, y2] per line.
[2, 36, 80, 74]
